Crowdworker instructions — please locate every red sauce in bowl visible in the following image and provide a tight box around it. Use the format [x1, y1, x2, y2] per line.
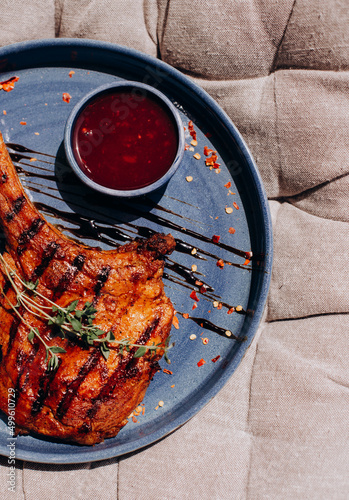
[72, 89, 179, 191]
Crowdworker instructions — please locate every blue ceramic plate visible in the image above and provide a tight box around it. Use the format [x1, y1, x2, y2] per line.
[0, 39, 272, 464]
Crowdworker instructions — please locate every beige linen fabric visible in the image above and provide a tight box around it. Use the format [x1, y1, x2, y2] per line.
[0, 0, 348, 499]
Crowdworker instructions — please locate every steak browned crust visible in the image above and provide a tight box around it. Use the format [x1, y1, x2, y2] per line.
[0, 132, 175, 445]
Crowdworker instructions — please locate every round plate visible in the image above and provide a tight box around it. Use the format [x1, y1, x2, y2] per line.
[0, 39, 272, 464]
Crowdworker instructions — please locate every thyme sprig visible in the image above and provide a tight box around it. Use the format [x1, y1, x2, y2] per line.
[0, 254, 173, 370]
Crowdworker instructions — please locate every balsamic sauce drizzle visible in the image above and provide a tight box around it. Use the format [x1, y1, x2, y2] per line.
[7, 143, 253, 340]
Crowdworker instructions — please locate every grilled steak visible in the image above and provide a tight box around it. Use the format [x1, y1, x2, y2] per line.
[0, 132, 175, 445]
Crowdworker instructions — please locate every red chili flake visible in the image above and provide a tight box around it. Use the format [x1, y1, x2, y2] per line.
[192, 302, 198, 311]
[62, 92, 72, 103]
[217, 302, 223, 310]
[0, 76, 19, 92]
[205, 153, 218, 166]
[184, 143, 190, 150]
[188, 120, 197, 141]
[243, 259, 251, 266]
[69, 70, 75, 78]
[203, 146, 214, 156]
[197, 358, 206, 367]
[3, 110, 6, 115]
[132, 416, 138, 423]
[163, 369, 173, 375]
[211, 355, 221, 363]
[212, 234, 220, 244]
[212, 163, 221, 169]
[233, 201, 239, 210]
[224, 181, 232, 189]
[227, 307, 235, 315]
[183, 313, 189, 319]
[216, 259, 224, 269]
[199, 285, 207, 294]
[19, 121, 27, 126]
[172, 315, 179, 329]
[190, 290, 199, 302]
[228, 227, 236, 234]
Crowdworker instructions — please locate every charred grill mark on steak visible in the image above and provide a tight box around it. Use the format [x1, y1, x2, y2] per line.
[54, 253, 86, 294]
[93, 266, 111, 296]
[87, 318, 161, 419]
[56, 348, 101, 420]
[1, 278, 11, 296]
[48, 252, 87, 298]
[7, 315, 21, 352]
[78, 422, 92, 435]
[72, 253, 86, 271]
[55, 265, 78, 295]
[31, 364, 61, 415]
[17, 217, 45, 255]
[14, 341, 40, 405]
[31, 241, 60, 280]
[5, 195, 26, 222]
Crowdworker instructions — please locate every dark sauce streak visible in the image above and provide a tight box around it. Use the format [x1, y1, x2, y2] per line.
[7, 143, 56, 158]
[177, 312, 247, 341]
[140, 195, 206, 228]
[165, 259, 214, 292]
[15, 164, 56, 182]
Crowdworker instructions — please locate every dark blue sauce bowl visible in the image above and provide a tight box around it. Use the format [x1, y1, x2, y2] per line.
[64, 81, 185, 197]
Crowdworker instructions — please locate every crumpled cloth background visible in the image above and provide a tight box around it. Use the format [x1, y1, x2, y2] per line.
[0, 1, 348, 498]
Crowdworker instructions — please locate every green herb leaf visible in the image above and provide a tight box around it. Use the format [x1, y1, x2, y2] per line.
[134, 346, 147, 358]
[100, 342, 110, 360]
[66, 299, 79, 313]
[68, 316, 82, 332]
[47, 354, 59, 371]
[27, 329, 35, 343]
[49, 346, 67, 354]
